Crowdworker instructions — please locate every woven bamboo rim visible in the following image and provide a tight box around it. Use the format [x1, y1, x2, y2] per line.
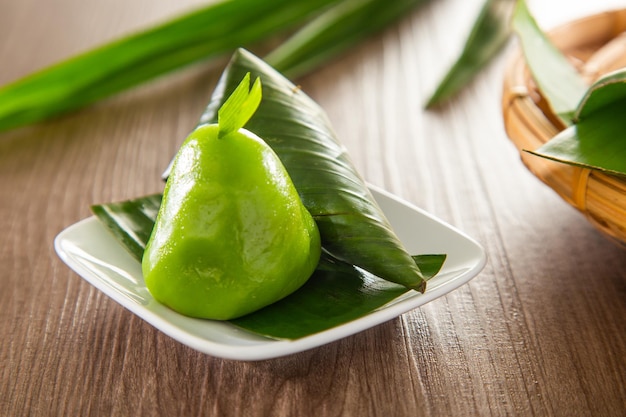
[502, 8, 626, 247]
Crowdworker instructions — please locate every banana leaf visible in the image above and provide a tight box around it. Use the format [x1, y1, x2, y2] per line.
[232, 253, 445, 339]
[91, 194, 445, 340]
[528, 68, 626, 177]
[265, 0, 433, 79]
[426, 0, 514, 108]
[0, 0, 341, 133]
[186, 48, 427, 291]
[511, 0, 587, 124]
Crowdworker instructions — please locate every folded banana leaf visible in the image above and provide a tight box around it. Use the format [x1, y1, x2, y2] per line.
[91, 194, 445, 339]
[426, 0, 514, 108]
[185, 48, 427, 291]
[528, 68, 626, 177]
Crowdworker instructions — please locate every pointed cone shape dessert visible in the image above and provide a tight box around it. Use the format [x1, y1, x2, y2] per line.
[142, 74, 321, 320]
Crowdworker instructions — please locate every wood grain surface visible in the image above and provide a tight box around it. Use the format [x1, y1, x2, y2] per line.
[1, 0, 625, 416]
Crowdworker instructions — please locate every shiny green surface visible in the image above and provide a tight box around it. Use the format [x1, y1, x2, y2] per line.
[142, 76, 321, 320]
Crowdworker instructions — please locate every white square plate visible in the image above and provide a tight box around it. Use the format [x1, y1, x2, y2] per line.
[54, 185, 486, 361]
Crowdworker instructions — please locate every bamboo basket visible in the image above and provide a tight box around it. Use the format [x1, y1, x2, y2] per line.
[502, 8, 626, 247]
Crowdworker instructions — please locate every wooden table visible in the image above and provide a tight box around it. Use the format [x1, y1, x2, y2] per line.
[2, 0, 625, 415]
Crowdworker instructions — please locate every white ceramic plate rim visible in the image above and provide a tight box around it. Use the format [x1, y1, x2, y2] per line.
[54, 185, 486, 361]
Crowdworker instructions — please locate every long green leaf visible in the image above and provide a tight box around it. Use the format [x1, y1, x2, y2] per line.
[265, 0, 432, 79]
[190, 48, 427, 291]
[91, 194, 445, 340]
[511, 0, 587, 124]
[528, 69, 626, 177]
[426, 0, 514, 108]
[0, 0, 429, 134]
[0, 0, 340, 133]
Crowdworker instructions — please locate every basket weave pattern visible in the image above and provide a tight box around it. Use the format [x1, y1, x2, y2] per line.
[502, 9, 626, 247]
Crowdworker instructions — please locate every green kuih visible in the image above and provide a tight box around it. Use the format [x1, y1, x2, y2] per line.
[142, 74, 321, 320]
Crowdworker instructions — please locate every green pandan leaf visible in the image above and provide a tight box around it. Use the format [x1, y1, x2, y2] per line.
[217, 73, 262, 138]
[91, 194, 445, 340]
[426, 0, 514, 108]
[91, 49, 450, 339]
[512, 0, 588, 124]
[528, 69, 626, 177]
[0, 0, 340, 133]
[91, 194, 162, 261]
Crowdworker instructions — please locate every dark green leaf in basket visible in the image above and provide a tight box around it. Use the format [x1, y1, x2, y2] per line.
[528, 69, 626, 177]
[574, 68, 626, 122]
[186, 48, 426, 292]
[91, 194, 445, 340]
[90, 49, 446, 339]
[426, 0, 514, 108]
[0, 0, 340, 133]
[511, 0, 588, 124]
[265, 0, 433, 79]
